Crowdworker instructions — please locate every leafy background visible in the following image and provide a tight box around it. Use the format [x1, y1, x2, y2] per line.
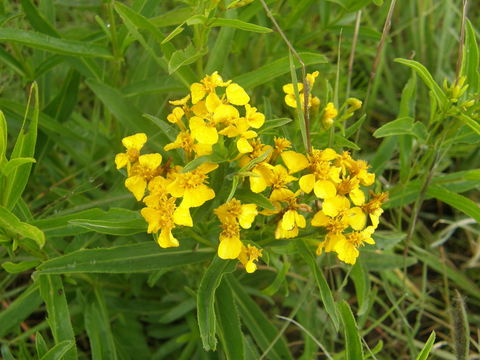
[0, 0, 479, 359]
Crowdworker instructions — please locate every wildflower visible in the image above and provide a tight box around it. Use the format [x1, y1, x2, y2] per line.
[189, 116, 219, 145]
[214, 198, 258, 229]
[238, 244, 263, 273]
[249, 162, 274, 193]
[167, 163, 218, 208]
[164, 131, 212, 157]
[167, 107, 186, 131]
[244, 104, 265, 128]
[269, 165, 297, 202]
[283, 71, 320, 109]
[115, 133, 147, 170]
[361, 192, 388, 228]
[190, 71, 230, 104]
[218, 118, 258, 153]
[169, 94, 190, 106]
[347, 159, 375, 186]
[335, 226, 375, 264]
[322, 102, 338, 128]
[217, 218, 242, 259]
[336, 176, 365, 206]
[270, 191, 309, 239]
[125, 153, 162, 201]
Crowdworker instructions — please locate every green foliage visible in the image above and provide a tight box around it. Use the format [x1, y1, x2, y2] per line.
[0, 0, 478, 359]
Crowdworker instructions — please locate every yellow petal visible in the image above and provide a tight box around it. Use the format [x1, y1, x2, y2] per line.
[270, 188, 294, 202]
[321, 148, 338, 161]
[314, 180, 337, 199]
[282, 83, 303, 95]
[245, 261, 257, 273]
[322, 195, 349, 217]
[281, 151, 309, 174]
[182, 185, 215, 208]
[218, 237, 242, 259]
[348, 207, 367, 230]
[140, 207, 160, 234]
[205, 92, 221, 113]
[311, 210, 328, 227]
[335, 239, 359, 265]
[197, 162, 219, 174]
[189, 117, 218, 145]
[190, 82, 206, 104]
[158, 228, 179, 248]
[122, 133, 147, 150]
[237, 137, 253, 153]
[295, 212, 306, 228]
[125, 175, 147, 201]
[226, 83, 250, 105]
[193, 143, 213, 156]
[284, 94, 298, 108]
[213, 104, 240, 124]
[299, 174, 315, 193]
[167, 178, 185, 198]
[239, 204, 258, 229]
[250, 175, 267, 193]
[350, 188, 365, 206]
[282, 210, 296, 230]
[138, 153, 162, 170]
[115, 153, 129, 170]
[173, 206, 193, 227]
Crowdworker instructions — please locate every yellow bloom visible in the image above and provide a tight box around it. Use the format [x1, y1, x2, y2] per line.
[167, 107, 185, 125]
[189, 116, 219, 145]
[244, 104, 265, 128]
[269, 165, 297, 202]
[169, 94, 191, 106]
[115, 133, 147, 170]
[219, 118, 257, 153]
[190, 71, 230, 104]
[238, 244, 263, 273]
[270, 191, 310, 239]
[249, 162, 274, 193]
[361, 192, 388, 228]
[164, 131, 212, 157]
[320, 195, 365, 230]
[334, 226, 375, 264]
[322, 102, 338, 128]
[217, 218, 242, 259]
[282, 71, 320, 109]
[167, 163, 218, 208]
[213, 104, 240, 125]
[336, 177, 365, 206]
[226, 83, 250, 105]
[214, 198, 258, 229]
[346, 159, 375, 186]
[125, 153, 162, 201]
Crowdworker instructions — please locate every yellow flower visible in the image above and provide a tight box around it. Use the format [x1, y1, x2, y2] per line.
[361, 192, 388, 228]
[336, 177, 365, 206]
[244, 104, 265, 128]
[282, 71, 320, 109]
[238, 244, 263, 273]
[214, 198, 258, 229]
[169, 94, 191, 106]
[167, 163, 218, 208]
[115, 133, 147, 170]
[270, 191, 309, 239]
[125, 153, 162, 201]
[217, 218, 242, 259]
[322, 102, 338, 128]
[164, 131, 212, 157]
[320, 195, 365, 230]
[269, 165, 297, 202]
[226, 83, 250, 105]
[282, 148, 341, 199]
[249, 162, 274, 193]
[213, 104, 240, 125]
[190, 71, 230, 104]
[346, 159, 375, 186]
[334, 226, 375, 264]
[189, 116, 219, 145]
[219, 118, 257, 153]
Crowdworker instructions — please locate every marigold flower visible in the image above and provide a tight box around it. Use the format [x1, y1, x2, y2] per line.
[269, 165, 297, 202]
[322, 102, 338, 128]
[226, 83, 250, 105]
[361, 192, 388, 228]
[238, 244, 262, 273]
[283, 71, 320, 109]
[334, 226, 375, 264]
[217, 218, 242, 259]
[244, 104, 265, 128]
[125, 153, 162, 201]
[115, 133, 147, 170]
[189, 116, 219, 145]
[214, 198, 258, 229]
[190, 71, 230, 104]
[167, 163, 218, 208]
[218, 118, 257, 153]
[164, 131, 212, 157]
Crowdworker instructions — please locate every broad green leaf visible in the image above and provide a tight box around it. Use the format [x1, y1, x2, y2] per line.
[3, 82, 39, 210]
[226, 274, 293, 360]
[39, 341, 74, 360]
[0, 29, 112, 58]
[394, 58, 448, 107]
[197, 256, 236, 351]
[234, 188, 275, 210]
[415, 331, 436, 360]
[461, 20, 479, 93]
[0, 283, 43, 337]
[233, 52, 328, 89]
[210, 18, 272, 33]
[35, 243, 213, 275]
[296, 240, 339, 330]
[35, 332, 49, 358]
[0, 205, 45, 248]
[338, 301, 364, 360]
[39, 275, 77, 360]
[2, 260, 40, 273]
[215, 281, 245, 360]
[373, 116, 427, 141]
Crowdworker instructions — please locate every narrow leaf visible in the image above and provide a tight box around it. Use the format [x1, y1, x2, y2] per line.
[338, 301, 364, 360]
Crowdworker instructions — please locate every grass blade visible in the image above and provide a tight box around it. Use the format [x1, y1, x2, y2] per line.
[338, 301, 364, 360]
[415, 331, 435, 360]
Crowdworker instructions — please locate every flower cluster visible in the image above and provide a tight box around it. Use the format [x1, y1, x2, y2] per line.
[115, 72, 386, 271]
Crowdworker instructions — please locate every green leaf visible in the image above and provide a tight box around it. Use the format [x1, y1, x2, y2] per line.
[458, 113, 480, 136]
[262, 262, 290, 296]
[2, 260, 40, 273]
[360, 250, 417, 271]
[373, 116, 427, 141]
[296, 240, 339, 330]
[234, 188, 275, 210]
[259, 118, 293, 133]
[39, 275, 77, 360]
[39, 341, 74, 360]
[209, 18, 272, 33]
[35, 243, 213, 275]
[0, 29, 112, 58]
[394, 58, 448, 107]
[350, 262, 370, 315]
[182, 153, 226, 173]
[334, 134, 361, 150]
[35, 332, 49, 358]
[338, 301, 364, 360]
[1, 157, 36, 177]
[415, 331, 436, 360]
[0, 283, 43, 337]
[226, 274, 293, 360]
[461, 20, 479, 93]
[215, 281, 245, 360]
[0, 205, 45, 248]
[2, 82, 39, 210]
[327, 0, 374, 12]
[233, 52, 328, 89]
[20, 0, 59, 37]
[168, 43, 207, 74]
[197, 256, 236, 351]
[427, 185, 480, 222]
[205, 10, 236, 74]
[0, 110, 6, 162]
[1, 345, 16, 360]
